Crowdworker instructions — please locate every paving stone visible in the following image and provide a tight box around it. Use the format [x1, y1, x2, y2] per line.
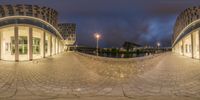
[0, 52, 199, 99]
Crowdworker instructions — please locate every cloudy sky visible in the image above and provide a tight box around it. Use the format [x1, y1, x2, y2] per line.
[0, 0, 199, 47]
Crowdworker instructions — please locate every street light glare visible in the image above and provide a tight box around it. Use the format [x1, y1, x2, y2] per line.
[157, 42, 161, 47]
[95, 33, 101, 39]
[94, 33, 101, 56]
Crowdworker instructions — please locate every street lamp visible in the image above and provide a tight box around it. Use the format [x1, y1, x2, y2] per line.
[95, 33, 101, 56]
[157, 42, 161, 48]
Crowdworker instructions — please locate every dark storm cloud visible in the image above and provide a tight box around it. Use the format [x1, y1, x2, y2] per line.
[0, 0, 200, 47]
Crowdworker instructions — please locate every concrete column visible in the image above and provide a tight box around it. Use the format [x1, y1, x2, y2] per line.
[54, 37, 56, 55]
[50, 35, 52, 56]
[43, 31, 46, 58]
[182, 40, 184, 56]
[191, 33, 194, 58]
[29, 27, 33, 60]
[199, 30, 200, 59]
[57, 39, 59, 53]
[0, 32, 1, 60]
[57, 38, 59, 53]
[14, 26, 19, 61]
[55, 37, 57, 55]
[58, 41, 60, 53]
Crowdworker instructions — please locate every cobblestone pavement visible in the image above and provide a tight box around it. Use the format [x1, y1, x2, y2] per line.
[0, 52, 200, 100]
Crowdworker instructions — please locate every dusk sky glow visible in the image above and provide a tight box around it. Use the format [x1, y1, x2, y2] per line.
[1, 0, 200, 48]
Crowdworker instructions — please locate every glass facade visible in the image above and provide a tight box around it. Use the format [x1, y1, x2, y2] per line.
[45, 32, 51, 56]
[18, 36, 28, 54]
[0, 5, 73, 61]
[32, 28, 43, 59]
[0, 25, 64, 61]
[52, 36, 56, 55]
[18, 26, 29, 60]
[1, 27, 15, 60]
[173, 30, 200, 59]
[11, 37, 15, 55]
[33, 37, 40, 54]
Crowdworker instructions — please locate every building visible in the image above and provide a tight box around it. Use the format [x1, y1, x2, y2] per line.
[58, 23, 76, 51]
[76, 46, 96, 54]
[172, 6, 200, 59]
[0, 4, 75, 61]
[122, 41, 141, 51]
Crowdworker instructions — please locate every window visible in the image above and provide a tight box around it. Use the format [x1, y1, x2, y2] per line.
[5, 43, 9, 51]
[11, 36, 28, 55]
[33, 37, 40, 54]
[11, 37, 15, 55]
[18, 36, 28, 55]
[45, 40, 48, 53]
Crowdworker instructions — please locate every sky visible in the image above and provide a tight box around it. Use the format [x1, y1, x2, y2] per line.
[0, 0, 200, 48]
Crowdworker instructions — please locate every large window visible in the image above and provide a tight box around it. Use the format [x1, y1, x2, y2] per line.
[33, 37, 40, 54]
[11, 37, 15, 55]
[19, 36, 28, 54]
[45, 40, 48, 53]
[11, 36, 28, 55]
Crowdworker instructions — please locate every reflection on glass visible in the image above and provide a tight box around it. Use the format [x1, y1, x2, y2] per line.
[19, 36, 28, 54]
[11, 36, 28, 55]
[33, 37, 40, 54]
[45, 40, 48, 53]
[5, 43, 9, 51]
[11, 37, 15, 55]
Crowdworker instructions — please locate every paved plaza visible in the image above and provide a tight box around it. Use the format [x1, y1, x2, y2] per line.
[0, 52, 200, 100]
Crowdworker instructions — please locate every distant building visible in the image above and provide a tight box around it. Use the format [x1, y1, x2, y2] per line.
[58, 23, 76, 51]
[122, 41, 141, 51]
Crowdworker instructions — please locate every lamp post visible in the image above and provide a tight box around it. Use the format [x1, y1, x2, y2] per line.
[95, 33, 101, 56]
[157, 42, 161, 49]
[156, 42, 161, 54]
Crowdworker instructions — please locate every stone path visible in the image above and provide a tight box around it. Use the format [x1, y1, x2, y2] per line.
[0, 52, 199, 100]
